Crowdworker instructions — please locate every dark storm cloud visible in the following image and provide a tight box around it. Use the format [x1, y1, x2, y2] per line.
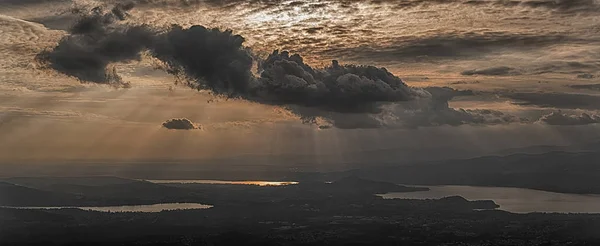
[254, 51, 418, 113]
[38, 4, 422, 113]
[151, 25, 255, 95]
[245, 51, 425, 128]
[38, 3, 527, 129]
[461, 66, 521, 76]
[37, 4, 423, 126]
[35, 3, 154, 86]
[162, 118, 198, 129]
[503, 92, 600, 110]
[538, 111, 600, 125]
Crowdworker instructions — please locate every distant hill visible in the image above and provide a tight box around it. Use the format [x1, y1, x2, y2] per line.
[493, 140, 600, 156]
[329, 176, 428, 193]
[3, 176, 138, 189]
[0, 181, 82, 206]
[1, 176, 206, 207]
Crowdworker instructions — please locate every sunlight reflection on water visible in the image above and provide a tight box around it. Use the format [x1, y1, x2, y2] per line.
[144, 179, 299, 186]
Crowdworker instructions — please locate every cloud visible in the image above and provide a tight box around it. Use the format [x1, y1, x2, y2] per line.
[253, 51, 419, 112]
[37, 4, 423, 120]
[110, 0, 600, 12]
[338, 32, 581, 63]
[37, 3, 528, 129]
[151, 31, 422, 115]
[576, 73, 596, 79]
[378, 87, 527, 128]
[162, 118, 197, 129]
[304, 87, 527, 129]
[461, 66, 521, 76]
[392, 0, 600, 12]
[0, 107, 118, 123]
[461, 62, 599, 77]
[151, 24, 255, 95]
[513, 0, 599, 11]
[570, 83, 600, 91]
[503, 92, 600, 110]
[531, 62, 600, 75]
[35, 4, 153, 86]
[538, 111, 600, 125]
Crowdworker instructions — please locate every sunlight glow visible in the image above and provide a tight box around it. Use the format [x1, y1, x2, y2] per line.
[145, 179, 299, 186]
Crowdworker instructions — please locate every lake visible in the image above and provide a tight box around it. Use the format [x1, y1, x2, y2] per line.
[379, 185, 600, 214]
[3, 203, 212, 213]
[144, 179, 299, 186]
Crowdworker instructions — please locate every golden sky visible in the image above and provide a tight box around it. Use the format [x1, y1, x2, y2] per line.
[0, 0, 599, 167]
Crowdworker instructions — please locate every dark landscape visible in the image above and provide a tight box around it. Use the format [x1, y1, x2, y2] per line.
[3, 151, 600, 246]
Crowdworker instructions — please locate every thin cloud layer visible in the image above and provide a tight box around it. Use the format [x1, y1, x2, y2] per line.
[460, 61, 599, 77]
[504, 92, 600, 110]
[461, 66, 520, 76]
[378, 87, 527, 128]
[538, 111, 600, 125]
[108, 0, 600, 12]
[340, 33, 577, 62]
[301, 87, 527, 129]
[570, 83, 600, 91]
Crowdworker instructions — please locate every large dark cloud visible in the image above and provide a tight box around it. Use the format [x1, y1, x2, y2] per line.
[36, 3, 153, 86]
[38, 3, 527, 129]
[254, 51, 418, 112]
[38, 4, 420, 113]
[151, 25, 254, 95]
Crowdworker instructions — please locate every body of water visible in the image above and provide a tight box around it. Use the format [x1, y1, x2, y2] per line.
[379, 185, 600, 214]
[144, 179, 298, 186]
[3, 203, 212, 213]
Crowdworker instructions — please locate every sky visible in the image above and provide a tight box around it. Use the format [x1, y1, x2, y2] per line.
[0, 0, 599, 170]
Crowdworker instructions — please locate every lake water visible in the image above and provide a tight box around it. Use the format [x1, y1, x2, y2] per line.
[144, 179, 298, 186]
[3, 203, 212, 213]
[379, 185, 600, 214]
